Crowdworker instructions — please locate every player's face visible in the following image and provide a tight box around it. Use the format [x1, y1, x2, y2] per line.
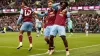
[60, 3, 66, 10]
[48, 2, 52, 8]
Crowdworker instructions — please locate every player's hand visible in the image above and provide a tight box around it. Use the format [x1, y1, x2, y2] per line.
[34, 11, 38, 15]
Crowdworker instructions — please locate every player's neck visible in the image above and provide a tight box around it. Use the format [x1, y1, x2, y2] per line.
[61, 7, 66, 11]
[24, 6, 28, 7]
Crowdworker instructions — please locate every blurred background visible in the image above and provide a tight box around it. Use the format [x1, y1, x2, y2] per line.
[0, 0, 100, 33]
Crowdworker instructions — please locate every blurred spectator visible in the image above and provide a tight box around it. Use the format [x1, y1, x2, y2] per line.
[0, 0, 100, 9]
[71, 14, 100, 33]
[70, 0, 100, 6]
[0, 13, 100, 33]
[0, 15, 18, 31]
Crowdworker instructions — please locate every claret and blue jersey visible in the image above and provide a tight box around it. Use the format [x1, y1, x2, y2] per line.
[17, 6, 34, 31]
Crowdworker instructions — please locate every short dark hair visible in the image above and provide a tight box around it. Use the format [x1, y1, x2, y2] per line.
[48, 0, 53, 3]
[23, 1, 28, 6]
[60, 1, 68, 7]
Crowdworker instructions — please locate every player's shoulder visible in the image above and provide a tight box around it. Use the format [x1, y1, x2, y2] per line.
[48, 8, 55, 12]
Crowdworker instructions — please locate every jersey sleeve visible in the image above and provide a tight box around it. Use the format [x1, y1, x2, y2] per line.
[20, 9, 23, 15]
[66, 12, 70, 22]
[17, 15, 22, 25]
[17, 9, 23, 25]
[37, 11, 48, 17]
[67, 12, 70, 18]
[52, 3, 60, 11]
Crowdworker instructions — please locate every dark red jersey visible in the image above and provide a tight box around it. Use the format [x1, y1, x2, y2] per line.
[47, 8, 56, 26]
[54, 9, 67, 26]
[43, 19, 47, 28]
[22, 6, 33, 22]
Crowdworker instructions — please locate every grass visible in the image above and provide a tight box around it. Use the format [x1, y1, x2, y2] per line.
[0, 32, 100, 56]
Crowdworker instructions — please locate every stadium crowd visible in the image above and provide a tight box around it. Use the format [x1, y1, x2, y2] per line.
[0, 15, 18, 31]
[0, 0, 100, 33]
[0, 13, 100, 33]
[1, 0, 100, 9]
[70, 0, 100, 6]
[71, 14, 100, 33]
[0, 0, 15, 9]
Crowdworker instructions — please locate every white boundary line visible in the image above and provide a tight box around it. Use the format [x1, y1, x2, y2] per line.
[0, 44, 100, 56]
[30, 53, 47, 56]
[30, 44, 100, 56]
[67, 33, 73, 38]
[0, 46, 47, 50]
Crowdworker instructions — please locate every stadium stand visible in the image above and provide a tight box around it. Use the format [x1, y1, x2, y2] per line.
[70, 0, 100, 6]
[0, 0, 100, 32]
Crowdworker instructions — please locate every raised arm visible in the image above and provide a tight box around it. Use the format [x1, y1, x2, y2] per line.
[52, 3, 60, 11]
[67, 12, 70, 22]
[37, 11, 48, 17]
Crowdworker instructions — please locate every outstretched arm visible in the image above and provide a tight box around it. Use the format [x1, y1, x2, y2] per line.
[36, 11, 48, 17]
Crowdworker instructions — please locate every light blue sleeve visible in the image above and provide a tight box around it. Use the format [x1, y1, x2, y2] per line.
[17, 15, 22, 25]
[52, 3, 60, 11]
[67, 12, 70, 18]
[17, 9, 23, 25]
[37, 11, 48, 17]
[67, 12, 70, 22]
[20, 9, 23, 14]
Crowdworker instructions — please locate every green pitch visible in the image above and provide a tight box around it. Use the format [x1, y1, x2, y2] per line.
[0, 32, 100, 56]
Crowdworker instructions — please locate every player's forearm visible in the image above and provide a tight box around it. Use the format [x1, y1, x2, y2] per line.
[67, 18, 70, 22]
[67, 13, 70, 18]
[52, 3, 60, 10]
[52, 3, 60, 7]
[67, 12, 70, 22]
[37, 14, 45, 17]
